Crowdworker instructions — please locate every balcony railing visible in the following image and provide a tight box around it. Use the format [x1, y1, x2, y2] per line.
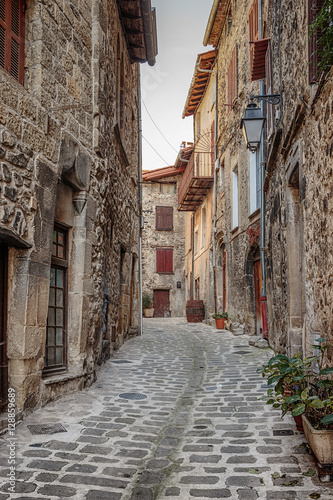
[178, 153, 214, 211]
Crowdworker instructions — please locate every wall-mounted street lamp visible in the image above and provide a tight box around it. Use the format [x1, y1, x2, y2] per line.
[240, 94, 280, 153]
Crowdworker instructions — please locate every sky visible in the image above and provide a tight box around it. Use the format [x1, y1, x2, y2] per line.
[141, 0, 213, 170]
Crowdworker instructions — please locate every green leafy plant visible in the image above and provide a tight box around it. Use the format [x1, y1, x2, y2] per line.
[142, 292, 153, 309]
[309, 0, 333, 77]
[212, 312, 228, 320]
[258, 338, 333, 429]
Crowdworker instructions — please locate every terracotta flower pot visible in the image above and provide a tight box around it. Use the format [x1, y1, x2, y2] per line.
[293, 415, 304, 432]
[144, 308, 154, 318]
[302, 415, 333, 465]
[215, 318, 225, 329]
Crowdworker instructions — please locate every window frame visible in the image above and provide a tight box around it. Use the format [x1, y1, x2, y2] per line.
[43, 226, 68, 377]
[232, 167, 239, 229]
[0, 0, 25, 85]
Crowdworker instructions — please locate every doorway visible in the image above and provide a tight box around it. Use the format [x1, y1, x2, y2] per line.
[153, 290, 170, 318]
[254, 259, 263, 335]
[0, 244, 8, 413]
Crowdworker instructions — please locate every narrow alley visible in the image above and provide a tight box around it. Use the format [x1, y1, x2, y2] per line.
[1, 319, 332, 500]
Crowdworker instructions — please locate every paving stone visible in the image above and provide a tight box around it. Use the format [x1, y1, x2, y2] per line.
[2, 481, 36, 493]
[79, 445, 113, 455]
[189, 489, 232, 498]
[55, 452, 86, 461]
[45, 441, 78, 451]
[27, 460, 67, 471]
[147, 459, 170, 468]
[237, 489, 259, 500]
[22, 449, 52, 457]
[102, 467, 137, 478]
[77, 436, 109, 444]
[60, 474, 128, 488]
[226, 456, 257, 464]
[81, 428, 106, 436]
[226, 476, 264, 487]
[35, 473, 58, 482]
[190, 454, 221, 463]
[204, 467, 227, 473]
[66, 463, 98, 473]
[165, 487, 180, 496]
[137, 470, 164, 484]
[221, 446, 250, 453]
[129, 487, 153, 499]
[183, 445, 214, 452]
[256, 446, 282, 454]
[272, 476, 303, 486]
[116, 448, 149, 458]
[37, 485, 77, 497]
[86, 491, 122, 500]
[180, 475, 219, 484]
[266, 492, 296, 499]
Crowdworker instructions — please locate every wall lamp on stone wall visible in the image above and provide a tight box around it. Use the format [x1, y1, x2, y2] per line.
[240, 94, 280, 153]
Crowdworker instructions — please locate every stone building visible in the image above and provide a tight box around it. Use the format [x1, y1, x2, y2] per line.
[142, 158, 188, 317]
[0, 0, 157, 424]
[179, 51, 218, 320]
[183, 0, 332, 355]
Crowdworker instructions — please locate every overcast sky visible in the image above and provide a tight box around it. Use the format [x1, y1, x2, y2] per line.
[141, 0, 213, 170]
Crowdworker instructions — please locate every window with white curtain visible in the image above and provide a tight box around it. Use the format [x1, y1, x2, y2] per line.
[232, 167, 239, 229]
[249, 151, 260, 214]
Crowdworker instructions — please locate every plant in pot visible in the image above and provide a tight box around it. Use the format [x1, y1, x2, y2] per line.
[142, 292, 154, 318]
[259, 338, 333, 465]
[212, 312, 228, 330]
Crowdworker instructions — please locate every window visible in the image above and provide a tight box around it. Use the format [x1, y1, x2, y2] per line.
[194, 226, 199, 255]
[44, 227, 68, 374]
[0, 0, 25, 84]
[232, 167, 239, 229]
[201, 206, 206, 248]
[156, 247, 173, 273]
[249, 151, 260, 214]
[308, 0, 324, 84]
[219, 158, 225, 195]
[195, 277, 200, 300]
[156, 206, 173, 231]
[227, 45, 238, 113]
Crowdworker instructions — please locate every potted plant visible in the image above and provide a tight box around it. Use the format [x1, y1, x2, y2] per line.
[212, 312, 228, 329]
[142, 292, 154, 318]
[259, 338, 333, 464]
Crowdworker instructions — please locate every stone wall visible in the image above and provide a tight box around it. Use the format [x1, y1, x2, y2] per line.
[142, 175, 185, 317]
[265, 0, 333, 356]
[0, 0, 142, 418]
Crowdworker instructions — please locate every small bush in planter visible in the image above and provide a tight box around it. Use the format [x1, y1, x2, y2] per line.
[142, 292, 153, 310]
[258, 338, 333, 430]
[212, 312, 228, 320]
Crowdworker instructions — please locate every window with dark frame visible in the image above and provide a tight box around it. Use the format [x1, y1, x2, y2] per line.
[308, 0, 324, 84]
[156, 247, 173, 274]
[156, 206, 173, 231]
[227, 45, 238, 114]
[0, 0, 25, 84]
[43, 227, 68, 375]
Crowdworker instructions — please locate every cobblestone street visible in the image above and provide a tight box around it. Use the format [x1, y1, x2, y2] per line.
[1, 319, 332, 500]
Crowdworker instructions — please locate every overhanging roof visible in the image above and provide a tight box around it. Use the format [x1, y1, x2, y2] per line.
[174, 145, 194, 168]
[203, 0, 229, 47]
[142, 165, 185, 181]
[183, 51, 216, 118]
[117, 0, 158, 66]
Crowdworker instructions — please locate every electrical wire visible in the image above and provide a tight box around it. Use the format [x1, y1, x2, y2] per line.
[142, 99, 178, 154]
[142, 135, 170, 166]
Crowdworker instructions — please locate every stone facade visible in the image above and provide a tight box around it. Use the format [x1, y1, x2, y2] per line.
[142, 167, 186, 317]
[181, 0, 333, 358]
[0, 0, 157, 422]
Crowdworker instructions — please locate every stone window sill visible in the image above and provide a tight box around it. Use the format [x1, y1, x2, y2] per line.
[43, 373, 83, 385]
[249, 208, 260, 220]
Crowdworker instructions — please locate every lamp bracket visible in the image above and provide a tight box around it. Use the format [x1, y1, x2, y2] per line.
[250, 94, 281, 106]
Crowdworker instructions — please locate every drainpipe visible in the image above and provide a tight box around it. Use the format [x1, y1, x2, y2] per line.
[138, 65, 143, 336]
[258, 0, 268, 338]
[196, 64, 218, 314]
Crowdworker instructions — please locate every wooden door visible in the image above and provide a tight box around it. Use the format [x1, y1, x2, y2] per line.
[254, 259, 263, 335]
[153, 290, 170, 318]
[222, 251, 227, 312]
[0, 245, 8, 413]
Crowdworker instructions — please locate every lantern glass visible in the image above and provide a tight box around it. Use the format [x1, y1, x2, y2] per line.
[240, 102, 265, 152]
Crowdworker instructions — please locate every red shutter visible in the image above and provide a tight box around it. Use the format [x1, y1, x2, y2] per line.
[308, 0, 324, 84]
[156, 206, 173, 230]
[248, 0, 259, 80]
[0, 0, 24, 84]
[156, 248, 173, 273]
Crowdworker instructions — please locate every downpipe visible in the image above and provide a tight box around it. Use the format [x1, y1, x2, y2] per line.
[138, 65, 143, 336]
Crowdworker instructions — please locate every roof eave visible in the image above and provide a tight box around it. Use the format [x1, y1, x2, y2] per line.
[203, 0, 220, 46]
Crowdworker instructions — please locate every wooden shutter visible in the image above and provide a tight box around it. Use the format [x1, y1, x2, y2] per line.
[227, 45, 238, 114]
[248, 0, 259, 75]
[0, 0, 25, 84]
[265, 40, 274, 137]
[211, 120, 215, 175]
[308, 0, 324, 84]
[156, 206, 173, 230]
[156, 248, 173, 273]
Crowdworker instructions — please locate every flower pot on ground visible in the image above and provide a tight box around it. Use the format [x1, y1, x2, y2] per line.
[302, 415, 333, 465]
[212, 312, 228, 330]
[142, 292, 154, 318]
